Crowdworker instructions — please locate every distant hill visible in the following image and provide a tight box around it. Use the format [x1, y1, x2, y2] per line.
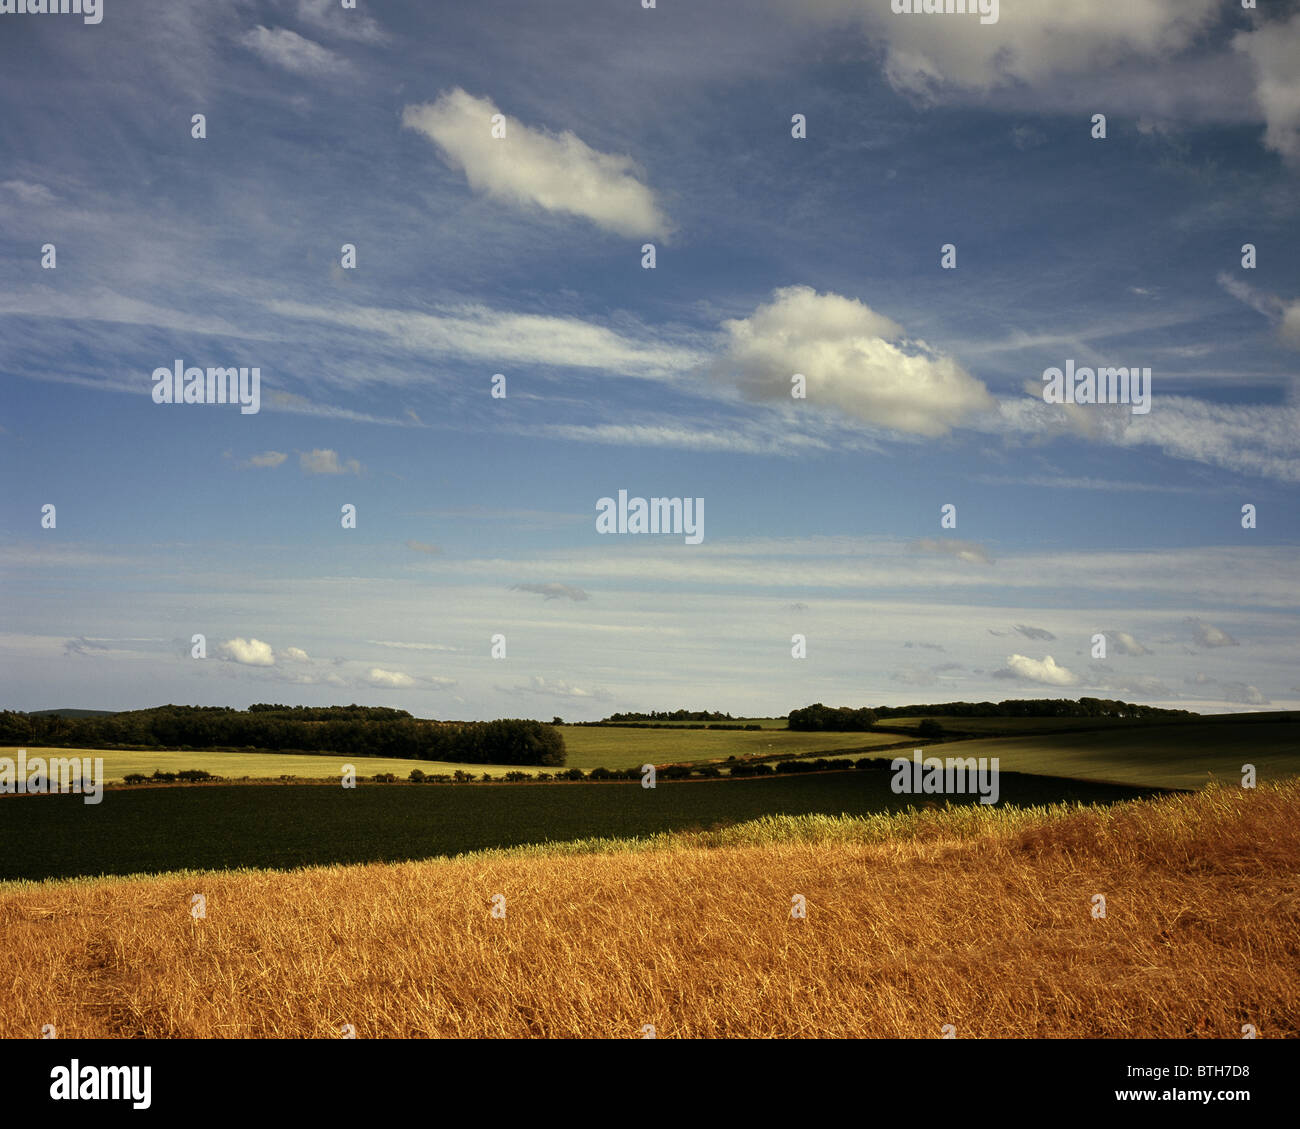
[25, 708, 118, 718]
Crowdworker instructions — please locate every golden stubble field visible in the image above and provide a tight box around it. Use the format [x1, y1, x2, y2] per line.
[2, 782, 1297, 1039]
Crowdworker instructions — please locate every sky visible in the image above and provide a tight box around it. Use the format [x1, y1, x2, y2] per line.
[1, 0, 1298, 720]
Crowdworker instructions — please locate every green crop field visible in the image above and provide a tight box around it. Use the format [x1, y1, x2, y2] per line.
[0, 768, 1164, 883]
[812, 721, 1300, 791]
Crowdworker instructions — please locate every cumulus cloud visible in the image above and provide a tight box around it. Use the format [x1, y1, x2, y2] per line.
[280, 646, 310, 662]
[1234, 13, 1300, 167]
[994, 653, 1079, 686]
[820, 0, 1220, 102]
[718, 286, 993, 436]
[511, 582, 590, 602]
[299, 448, 362, 475]
[239, 26, 354, 76]
[240, 450, 287, 469]
[402, 88, 671, 237]
[218, 637, 276, 666]
[911, 538, 993, 565]
[1188, 618, 1239, 648]
[1107, 630, 1151, 656]
[364, 667, 415, 688]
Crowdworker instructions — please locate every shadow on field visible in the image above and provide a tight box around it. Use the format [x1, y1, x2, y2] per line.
[0, 768, 1171, 881]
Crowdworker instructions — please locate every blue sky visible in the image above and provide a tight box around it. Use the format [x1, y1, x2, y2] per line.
[2, 0, 1298, 718]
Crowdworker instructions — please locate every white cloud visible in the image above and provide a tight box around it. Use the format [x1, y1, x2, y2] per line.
[1109, 631, 1151, 657]
[718, 286, 994, 436]
[1, 180, 56, 206]
[218, 637, 276, 666]
[1217, 273, 1300, 350]
[1234, 13, 1300, 167]
[820, 0, 1220, 102]
[996, 391, 1300, 485]
[294, 0, 387, 43]
[507, 675, 605, 700]
[299, 448, 362, 475]
[280, 646, 311, 662]
[401, 88, 671, 237]
[241, 450, 287, 469]
[365, 667, 415, 688]
[1188, 618, 1238, 649]
[268, 298, 701, 381]
[239, 26, 354, 77]
[996, 654, 1079, 686]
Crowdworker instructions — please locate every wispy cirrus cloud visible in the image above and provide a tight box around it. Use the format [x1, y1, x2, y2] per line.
[239, 26, 356, 78]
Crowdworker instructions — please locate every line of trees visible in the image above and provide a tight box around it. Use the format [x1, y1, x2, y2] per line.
[786, 697, 1194, 730]
[0, 705, 566, 766]
[602, 709, 736, 722]
[872, 698, 1195, 720]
